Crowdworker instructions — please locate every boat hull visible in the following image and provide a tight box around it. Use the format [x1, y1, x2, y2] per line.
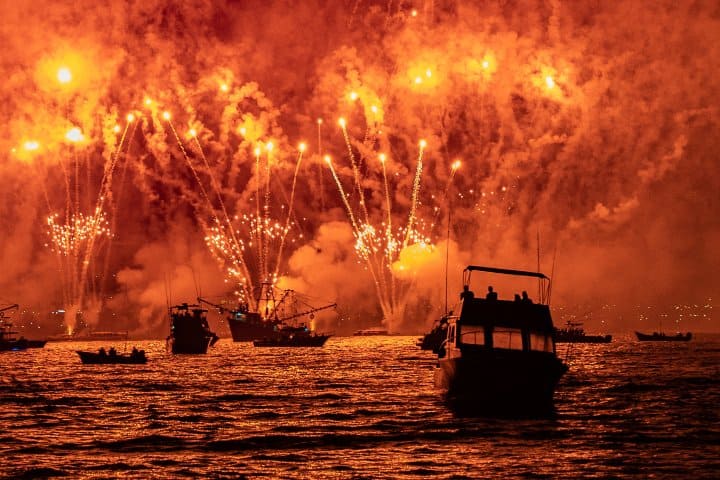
[228, 314, 281, 342]
[168, 335, 214, 354]
[555, 333, 612, 343]
[76, 351, 147, 364]
[635, 331, 692, 342]
[435, 349, 567, 414]
[0, 342, 27, 351]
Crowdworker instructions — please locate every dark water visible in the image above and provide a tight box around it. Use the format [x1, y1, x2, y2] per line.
[1, 336, 719, 479]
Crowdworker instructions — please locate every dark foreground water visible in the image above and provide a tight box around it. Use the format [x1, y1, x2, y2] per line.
[1, 335, 719, 479]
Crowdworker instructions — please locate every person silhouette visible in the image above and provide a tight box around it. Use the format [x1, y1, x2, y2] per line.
[514, 293, 522, 302]
[486, 286, 498, 300]
[460, 285, 475, 301]
[521, 291, 533, 303]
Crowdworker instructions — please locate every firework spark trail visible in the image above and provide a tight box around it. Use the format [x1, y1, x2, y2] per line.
[192, 134, 254, 298]
[402, 140, 426, 250]
[254, 146, 263, 288]
[101, 117, 141, 293]
[325, 155, 362, 236]
[317, 118, 325, 210]
[379, 153, 396, 304]
[167, 116, 257, 303]
[325, 154, 399, 329]
[166, 117, 219, 224]
[339, 119, 371, 224]
[77, 117, 134, 298]
[273, 146, 304, 281]
[263, 145, 273, 282]
[431, 159, 461, 236]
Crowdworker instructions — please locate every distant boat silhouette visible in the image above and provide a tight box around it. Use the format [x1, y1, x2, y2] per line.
[635, 331, 692, 342]
[198, 283, 335, 342]
[253, 324, 331, 347]
[555, 321, 612, 343]
[166, 303, 219, 354]
[354, 327, 388, 336]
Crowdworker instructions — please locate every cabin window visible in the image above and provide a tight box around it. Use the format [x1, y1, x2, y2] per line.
[492, 327, 523, 350]
[448, 325, 455, 344]
[459, 325, 484, 345]
[529, 333, 554, 352]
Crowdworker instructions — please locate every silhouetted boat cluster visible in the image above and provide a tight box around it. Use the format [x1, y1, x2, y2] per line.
[198, 284, 335, 348]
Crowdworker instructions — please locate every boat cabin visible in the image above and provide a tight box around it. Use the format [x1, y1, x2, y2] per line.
[444, 300, 556, 355]
[441, 266, 556, 358]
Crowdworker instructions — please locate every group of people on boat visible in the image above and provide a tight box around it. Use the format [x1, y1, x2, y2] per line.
[460, 285, 533, 303]
[97, 346, 146, 360]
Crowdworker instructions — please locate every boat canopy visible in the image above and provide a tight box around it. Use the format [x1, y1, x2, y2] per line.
[464, 265, 548, 280]
[460, 298, 555, 334]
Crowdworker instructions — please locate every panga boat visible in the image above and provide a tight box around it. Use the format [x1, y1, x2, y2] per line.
[76, 347, 147, 364]
[353, 327, 389, 336]
[253, 325, 331, 347]
[554, 321, 612, 343]
[635, 331, 692, 342]
[435, 265, 568, 414]
[166, 303, 220, 354]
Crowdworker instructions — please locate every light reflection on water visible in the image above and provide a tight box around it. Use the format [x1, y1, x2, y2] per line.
[1, 336, 719, 478]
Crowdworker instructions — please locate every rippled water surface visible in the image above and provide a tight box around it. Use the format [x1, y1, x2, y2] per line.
[2, 335, 719, 478]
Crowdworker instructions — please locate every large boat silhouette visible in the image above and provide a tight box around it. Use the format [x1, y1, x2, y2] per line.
[198, 283, 335, 343]
[434, 265, 568, 414]
[166, 303, 219, 354]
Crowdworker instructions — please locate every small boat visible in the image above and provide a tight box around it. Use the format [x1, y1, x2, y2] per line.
[554, 321, 612, 343]
[353, 327, 389, 336]
[252, 325, 331, 347]
[635, 331, 692, 342]
[417, 314, 450, 353]
[434, 265, 568, 414]
[166, 303, 220, 354]
[77, 347, 147, 364]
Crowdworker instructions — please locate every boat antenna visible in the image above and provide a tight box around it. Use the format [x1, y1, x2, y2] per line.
[444, 198, 451, 315]
[536, 229, 541, 302]
[163, 272, 171, 312]
[548, 243, 558, 306]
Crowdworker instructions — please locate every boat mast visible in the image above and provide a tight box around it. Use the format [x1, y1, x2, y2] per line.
[536, 230, 541, 303]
